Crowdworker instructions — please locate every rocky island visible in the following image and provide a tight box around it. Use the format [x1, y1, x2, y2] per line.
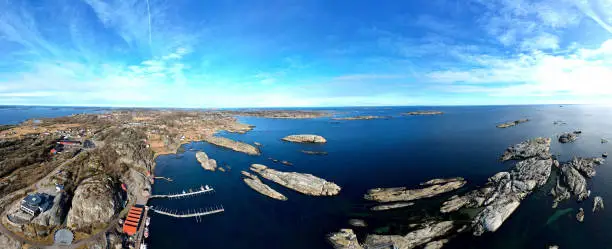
[281, 134, 327, 143]
[496, 119, 529, 128]
[364, 177, 466, 202]
[241, 171, 287, 201]
[203, 136, 261, 155]
[249, 164, 341, 196]
[195, 151, 218, 171]
[401, 111, 443, 116]
[559, 131, 581, 143]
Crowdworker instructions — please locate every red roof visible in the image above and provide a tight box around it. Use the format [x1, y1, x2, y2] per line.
[122, 206, 144, 236]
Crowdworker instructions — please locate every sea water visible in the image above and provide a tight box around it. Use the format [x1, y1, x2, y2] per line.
[2, 105, 611, 249]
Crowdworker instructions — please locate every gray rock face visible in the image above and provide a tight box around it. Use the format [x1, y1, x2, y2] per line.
[473, 198, 521, 235]
[66, 176, 120, 231]
[282, 134, 327, 143]
[559, 131, 580, 143]
[328, 229, 364, 249]
[423, 239, 449, 249]
[566, 157, 605, 178]
[364, 221, 455, 249]
[0, 232, 21, 249]
[593, 196, 604, 212]
[31, 193, 66, 227]
[122, 168, 151, 203]
[371, 202, 414, 211]
[365, 178, 466, 203]
[442, 138, 553, 236]
[551, 157, 605, 203]
[195, 151, 217, 171]
[500, 137, 551, 161]
[250, 164, 340, 196]
[420, 177, 465, 186]
[241, 171, 287, 201]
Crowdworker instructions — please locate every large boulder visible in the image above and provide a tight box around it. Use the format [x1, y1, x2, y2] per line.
[66, 176, 121, 231]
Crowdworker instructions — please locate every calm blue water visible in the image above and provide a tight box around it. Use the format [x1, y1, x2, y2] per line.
[0, 105, 107, 124]
[2, 105, 611, 249]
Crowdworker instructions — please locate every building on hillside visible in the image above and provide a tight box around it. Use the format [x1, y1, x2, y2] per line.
[20, 193, 53, 216]
[123, 205, 145, 236]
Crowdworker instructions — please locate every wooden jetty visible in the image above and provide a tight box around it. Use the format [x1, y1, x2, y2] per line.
[153, 176, 173, 182]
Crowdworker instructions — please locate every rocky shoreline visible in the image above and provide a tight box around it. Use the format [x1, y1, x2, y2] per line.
[330, 135, 610, 248]
[250, 164, 341, 196]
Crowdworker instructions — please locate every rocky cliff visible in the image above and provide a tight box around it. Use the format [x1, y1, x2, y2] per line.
[66, 176, 121, 231]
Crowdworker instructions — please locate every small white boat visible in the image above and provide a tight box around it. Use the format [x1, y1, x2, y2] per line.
[140, 243, 147, 249]
[144, 228, 149, 238]
[145, 217, 150, 226]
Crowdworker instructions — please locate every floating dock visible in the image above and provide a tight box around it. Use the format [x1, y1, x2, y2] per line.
[150, 185, 214, 199]
[149, 206, 225, 222]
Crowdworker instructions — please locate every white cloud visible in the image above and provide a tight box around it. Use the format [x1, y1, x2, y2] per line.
[520, 33, 560, 50]
[425, 39, 612, 99]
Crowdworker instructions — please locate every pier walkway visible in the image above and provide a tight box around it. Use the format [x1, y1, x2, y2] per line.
[150, 185, 213, 199]
[149, 206, 224, 221]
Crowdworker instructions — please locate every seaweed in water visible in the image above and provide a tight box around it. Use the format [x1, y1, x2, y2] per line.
[545, 208, 573, 226]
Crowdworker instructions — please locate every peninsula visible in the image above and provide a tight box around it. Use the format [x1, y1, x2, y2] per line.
[0, 109, 330, 249]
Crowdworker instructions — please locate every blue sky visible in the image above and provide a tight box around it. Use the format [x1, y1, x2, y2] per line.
[1, 0, 612, 107]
